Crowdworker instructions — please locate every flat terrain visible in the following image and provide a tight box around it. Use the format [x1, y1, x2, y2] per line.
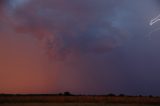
[0, 95, 160, 105]
[0, 103, 158, 106]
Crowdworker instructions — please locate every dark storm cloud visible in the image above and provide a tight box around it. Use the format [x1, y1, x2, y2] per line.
[109, 0, 160, 95]
[5, 0, 128, 56]
[0, 0, 160, 95]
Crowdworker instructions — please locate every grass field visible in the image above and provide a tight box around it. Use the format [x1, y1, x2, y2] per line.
[0, 103, 158, 106]
[0, 95, 160, 105]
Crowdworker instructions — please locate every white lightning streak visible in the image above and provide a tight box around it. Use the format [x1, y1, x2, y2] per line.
[148, 14, 160, 39]
[150, 14, 160, 26]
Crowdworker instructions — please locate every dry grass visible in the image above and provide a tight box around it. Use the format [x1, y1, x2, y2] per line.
[0, 95, 160, 105]
[0, 103, 158, 106]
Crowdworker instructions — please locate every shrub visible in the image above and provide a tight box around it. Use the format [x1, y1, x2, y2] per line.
[107, 93, 116, 96]
[63, 92, 72, 96]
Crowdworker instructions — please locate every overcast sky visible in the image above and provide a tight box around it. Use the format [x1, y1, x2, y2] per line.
[0, 0, 160, 96]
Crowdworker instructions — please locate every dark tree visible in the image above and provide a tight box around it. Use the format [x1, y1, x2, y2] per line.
[107, 93, 116, 96]
[63, 92, 72, 96]
[119, 94, 125, 97]
[149, 95, 153, 98]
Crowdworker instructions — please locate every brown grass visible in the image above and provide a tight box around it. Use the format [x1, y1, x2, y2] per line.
[0, 103, 158, 106]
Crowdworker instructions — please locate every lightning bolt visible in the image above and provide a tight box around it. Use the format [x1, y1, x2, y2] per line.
[147, 14, 160, 39]
[150, 14, 160, 26]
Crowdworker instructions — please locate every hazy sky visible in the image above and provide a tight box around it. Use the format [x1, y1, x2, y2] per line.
[0, 0, 160, 96]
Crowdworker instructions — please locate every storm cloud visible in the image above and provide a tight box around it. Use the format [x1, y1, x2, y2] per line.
[0, 0, 160, 95]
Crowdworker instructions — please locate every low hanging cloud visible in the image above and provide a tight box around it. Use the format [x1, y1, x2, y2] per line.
[5, 0, 128, 58]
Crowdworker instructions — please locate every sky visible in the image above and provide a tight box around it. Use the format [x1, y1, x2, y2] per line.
[0, 0, 160, 96]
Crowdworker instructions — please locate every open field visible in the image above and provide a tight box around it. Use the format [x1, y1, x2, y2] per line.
[0, 103, 158, 106]
[0, 95, 160, 105]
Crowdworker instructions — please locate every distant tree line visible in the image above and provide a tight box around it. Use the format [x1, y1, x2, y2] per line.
[0, 92, 158, 98]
